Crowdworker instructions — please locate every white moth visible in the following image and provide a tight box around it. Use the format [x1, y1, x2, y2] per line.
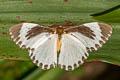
[9, 22, 112, 71]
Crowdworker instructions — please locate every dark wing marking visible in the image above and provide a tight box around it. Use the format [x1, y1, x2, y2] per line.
[25, 25, 54, 40]
[64, 25, 96, 39]
[9, 23, 22, 41]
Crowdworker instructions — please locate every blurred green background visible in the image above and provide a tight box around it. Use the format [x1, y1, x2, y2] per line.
[0, 0, 120, 80]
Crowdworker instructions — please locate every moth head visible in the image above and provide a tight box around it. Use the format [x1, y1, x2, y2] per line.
[56, 26, 65, 34]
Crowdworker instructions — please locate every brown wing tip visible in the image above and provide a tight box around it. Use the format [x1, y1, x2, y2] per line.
[9, 23, 23, 42]
[98, 22, 112, 44]
[98, 22, 112, 33]
[9, 23, 23, 33]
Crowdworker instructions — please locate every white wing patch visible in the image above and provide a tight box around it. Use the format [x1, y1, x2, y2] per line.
[58, 34, 88, 70]
[29, 34, 58, 69]
[70, 22, 112, 51]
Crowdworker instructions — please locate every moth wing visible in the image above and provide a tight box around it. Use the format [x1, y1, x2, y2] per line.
[9, 23, 57, 69]
[58, 34, 88, 71]
[65, 22, 112, 51]
[30, 34, 58, 69]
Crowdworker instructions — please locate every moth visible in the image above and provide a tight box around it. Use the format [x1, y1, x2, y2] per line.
[9, 22, 112, 70]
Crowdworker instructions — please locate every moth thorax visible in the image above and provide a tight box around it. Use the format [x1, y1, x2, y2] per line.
[56, 27, 64, 35]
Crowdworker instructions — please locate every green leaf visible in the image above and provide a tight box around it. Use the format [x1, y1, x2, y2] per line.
[23, 66, 83, 80]
[92, 5, 120, 22]
[0, 0, 120, 66]
[0, 60, 34, 80]
[23, 68, 46, 80]
[23, 67, 65, 80]
[0, 0, 120, 80]
[88, 5, 120, 65]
